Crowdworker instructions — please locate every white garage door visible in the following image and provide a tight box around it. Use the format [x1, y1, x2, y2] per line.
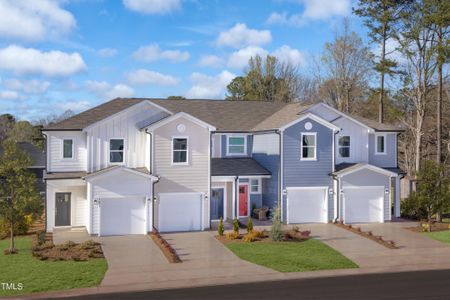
[100, 197, 146, 236]
[344, 186, 384, 223]
[287, 187, 328, 224]
[158, 193, 203, 232]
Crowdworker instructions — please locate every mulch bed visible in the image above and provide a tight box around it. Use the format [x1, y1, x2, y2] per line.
[406, 222, 450, 233]
[32, 240, 105, 261]
[149, 232, 182, 263]
[216, 229, 311, 244]
[335, 223, 399, 249]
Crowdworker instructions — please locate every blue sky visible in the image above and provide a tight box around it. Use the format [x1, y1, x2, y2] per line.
[0, 0, 365, 120]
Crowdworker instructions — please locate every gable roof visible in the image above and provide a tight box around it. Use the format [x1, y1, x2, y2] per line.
[252, 102, 311, 131]
[333, 163, 398, 177]
[0, 142, 45, 167]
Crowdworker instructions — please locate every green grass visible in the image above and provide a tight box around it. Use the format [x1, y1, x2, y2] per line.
[226, 239, 358, 272]
[0, 237, 108, 297]
[424, 230, 450, 245]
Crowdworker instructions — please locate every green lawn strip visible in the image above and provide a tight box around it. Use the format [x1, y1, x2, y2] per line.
[0, 237, 108, 297]
[424, 230, 450, 245]
[226, 239, 358, 273]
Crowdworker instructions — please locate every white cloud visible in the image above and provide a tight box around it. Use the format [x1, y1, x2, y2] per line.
[227, 46, 269, 69]
[0, 45, 86, 77]
[0, 90, 19, 100]
[216, 23, 272, 48]
[198, 55, 225, 68]
[98, 48, 118, 58]
[267, 0, 350, 26]
[86, 80, 134, 99]
[132, 44, 190, 63]
[272, 45, 306, 67]
[3, 79, 50, 94]
[57, 100, 91, 112]
[186, 70, 236, 98]
[227, 45, 306, 69]
[126, 69, 179, 86]
[123, 0, 181, 15]
[0, 0, 76, 41]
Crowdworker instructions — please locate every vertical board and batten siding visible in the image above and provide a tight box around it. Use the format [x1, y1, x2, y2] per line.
[333, 117, 369, 164]
[368, 133, 397, 167]
[282, 118, 334, 221]
[45, 181, 87, 232]
[252, 133, 280, 209]
[153, 115, 210, 230]
[47, 131, 87, 172]
[89, 169, 152, 235]
[340, 168, 392, 221]
[86, 104, 168, 172]
[221, 134, 253, 157]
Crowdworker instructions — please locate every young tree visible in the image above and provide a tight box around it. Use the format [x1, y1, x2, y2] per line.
[414, 160, 450, 231]
[319, 19, 374, 113]
[354, 0, 407, 123]
[0, 141, 41, 254]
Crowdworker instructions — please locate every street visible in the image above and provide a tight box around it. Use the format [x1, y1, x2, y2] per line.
[66, 269, 450, 300]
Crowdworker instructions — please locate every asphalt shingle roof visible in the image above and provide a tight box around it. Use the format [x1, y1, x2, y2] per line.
[212, 158, 271, 176]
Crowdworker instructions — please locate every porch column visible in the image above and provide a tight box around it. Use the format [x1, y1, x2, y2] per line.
[395, 177, 401, 217]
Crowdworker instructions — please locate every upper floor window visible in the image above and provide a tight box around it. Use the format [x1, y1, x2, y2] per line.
[109, 139, 124, 163]
[375, 134, 386, 155]
[227, 136, 246, 155]
[173, 137, 188, 164]
[301, 133, 316, 160]
[338, 136, 350, 158]
[250, 178, 261, 193]
[62, 139, 73, 159]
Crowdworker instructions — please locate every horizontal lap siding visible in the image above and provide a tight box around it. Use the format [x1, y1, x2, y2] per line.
[282, 118, 334, 221]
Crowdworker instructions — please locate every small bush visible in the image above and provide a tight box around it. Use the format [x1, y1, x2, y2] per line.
[36, 230, 46, 245]
[252, 230, 266, 238]
[218, 217, 224, 236]
[225, 232, 239, 240]
[292, 225, 300, 232]
[247, 217, 253, 233]
[233, 218, 239, 234]
[401, 192, 427, 220]
[271, 204, 283, 242]
[242, 232, 258, 242]
[80, 240, 99, 250]
[367, 231, 373, 236]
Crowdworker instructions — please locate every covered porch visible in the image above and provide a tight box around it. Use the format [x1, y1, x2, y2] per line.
[211, 158, 272, 226]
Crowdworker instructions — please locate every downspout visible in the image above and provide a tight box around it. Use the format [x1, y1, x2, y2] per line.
[208, 130, 212, 229]
[332, 128, 339, 222]
[145, 129, 159, 231]
[42, 131, 48, 232]
[279, 130, 284, 222]
[274, 130, 282, 221]
[234, 176, 239, 218]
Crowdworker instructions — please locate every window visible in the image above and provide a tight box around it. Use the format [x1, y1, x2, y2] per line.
[62, 139, 73, 159]
[375, 134, 386, 154]
[250, 179, 260, 193]
[109, 139, 124, 163]
[338, 136, 350, 158]
[173, 138, 188, 164]
[227, 136, 246, 155]
[301, 133, 316, 160]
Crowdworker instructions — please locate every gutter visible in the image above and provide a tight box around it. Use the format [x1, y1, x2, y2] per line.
[212, 129, 279, 135]
[144, 128, 160, 231]
[41, 131, 48, 233]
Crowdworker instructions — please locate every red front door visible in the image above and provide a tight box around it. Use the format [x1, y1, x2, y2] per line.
[239, 185, 248, 216]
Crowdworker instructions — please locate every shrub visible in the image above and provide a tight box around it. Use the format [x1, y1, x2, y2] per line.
[292, 225, 300, 232]
[225, 232, 239, 240]
[271, 204, 283, 242]
[401, 192, 427, 220]
[0, 214, 31, 237]
[218, 217, 224, 236]
[253, 230, 266, 238]
[242, 232, 258, 242]
[247, 217, 253, 233]
[36, 230, 46, 246]
[233, 218, 239, 234]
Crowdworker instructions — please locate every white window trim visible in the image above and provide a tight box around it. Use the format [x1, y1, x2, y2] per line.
[300, 132, 317, 161]
[61, 139, 74, 160]
[226, 135, 247, 156]
[338, 135, 351, 158]
[375, 133, 387, 155]
[250, 178, 261, 194]
[172, 136, 189, 166]
[108, 138, 126, 165]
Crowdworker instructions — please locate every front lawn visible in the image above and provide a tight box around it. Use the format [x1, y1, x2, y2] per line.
[424, 230, 450, 245]
[226, 239, 358, 272]
[0, 237, 108, 297]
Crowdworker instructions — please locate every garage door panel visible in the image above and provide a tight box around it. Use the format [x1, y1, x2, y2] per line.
[158, 193, 202, 232]
[287, 188, 327, 224]
[100, 197, 146, 236]
[344, 187, 384, 223]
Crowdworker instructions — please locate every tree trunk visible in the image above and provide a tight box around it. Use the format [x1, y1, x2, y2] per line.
[10, 220, 15, 251]
[436, 28, 443, 164]
[379, 23, 387, 124]
[428, 213, 432, 232]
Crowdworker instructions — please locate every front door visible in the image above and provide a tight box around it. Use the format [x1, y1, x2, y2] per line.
[211, 188, 224, 220]
[239, 185, 248, 216]
[55, 193, 71, 226]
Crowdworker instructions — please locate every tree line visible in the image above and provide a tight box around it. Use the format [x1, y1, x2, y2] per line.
[226, 0, 450, 178]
